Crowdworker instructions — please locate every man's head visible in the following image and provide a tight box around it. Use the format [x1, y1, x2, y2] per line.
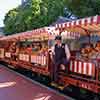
[55, 35, 62, 45]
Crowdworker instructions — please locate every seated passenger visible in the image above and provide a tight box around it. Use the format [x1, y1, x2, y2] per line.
[95, 41, 100, 52]
[10, 42, 16, 53]
[39, 44, 48, 55]
[27, 45, 32, 54]
[81, 44, 94, 59]
[90, 41, 100, 59]
[32, 44, 38, 51]
[14, 44, 20, 60]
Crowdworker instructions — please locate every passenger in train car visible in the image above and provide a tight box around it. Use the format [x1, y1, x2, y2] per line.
[81, 43, 94, 59]
[37, 42, 42, 51]
[31, 43, 38, 53]
[15, 44, 20, 60]
[50, 35, 70, 84]
[81, 41, 100, 59]
[31, 44, 36, 52]
[26, 44, 32, 54]
[39, 42, 48, 56]
[95, 41, 100, 52]
[91, 41, 100, 59]
[30, 42, 42, 54]
[9, 42, 18, 60]
[9, 42, 16, 53]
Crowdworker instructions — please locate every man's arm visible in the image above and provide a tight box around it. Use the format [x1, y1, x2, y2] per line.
[65, 44, 71, 60]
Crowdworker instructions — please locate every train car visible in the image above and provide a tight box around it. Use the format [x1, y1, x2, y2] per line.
[55, 15, 100, 99]
[0, 27, 53, 76]
[0, 15, 100, 99]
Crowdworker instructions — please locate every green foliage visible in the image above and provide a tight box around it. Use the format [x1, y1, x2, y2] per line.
[4, 0, 100, 35]
[4, 0, 66, 35]
[4, 8, 19, 35]
[65, 0, 100, 18]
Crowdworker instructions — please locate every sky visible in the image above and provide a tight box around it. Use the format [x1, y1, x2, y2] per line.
[0, 0, 21, 27]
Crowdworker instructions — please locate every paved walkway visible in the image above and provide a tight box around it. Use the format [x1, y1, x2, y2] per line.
[0, 65, 72, 100]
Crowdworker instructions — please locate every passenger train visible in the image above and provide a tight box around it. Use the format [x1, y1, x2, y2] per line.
[0, 15, 100, 99]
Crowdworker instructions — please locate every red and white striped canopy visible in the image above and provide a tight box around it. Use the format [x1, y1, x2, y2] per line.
[46, 27, 80, 39]
[0, 27, 48, 41]
[1, 15, 100, 41]
[55, 15, 100, 35]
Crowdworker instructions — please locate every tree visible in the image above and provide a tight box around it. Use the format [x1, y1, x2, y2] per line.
[64, 0, 100, 18]
[4, 0, 100, 35]
[4, 0, 42, 35]
[4, 8, 19, 35]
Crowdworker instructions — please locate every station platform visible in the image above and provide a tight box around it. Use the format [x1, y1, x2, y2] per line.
[0, 65, 72, 100]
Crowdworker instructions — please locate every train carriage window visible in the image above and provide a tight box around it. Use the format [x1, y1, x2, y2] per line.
[13, 37, 49, 66]
[18, 38, 48, 54]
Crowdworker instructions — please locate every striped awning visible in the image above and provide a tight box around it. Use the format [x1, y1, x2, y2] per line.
[1, 15, 100, 41]
[55, 15, 100, 35]
[0, 27, 48, 41]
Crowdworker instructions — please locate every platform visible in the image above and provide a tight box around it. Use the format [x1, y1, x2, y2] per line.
[0, 65, 73, 100]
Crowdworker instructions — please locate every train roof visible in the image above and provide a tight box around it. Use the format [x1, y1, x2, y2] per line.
[1, 15, 100, 41]
[55, 15, 100, 36]
[0, 27, 49, 41]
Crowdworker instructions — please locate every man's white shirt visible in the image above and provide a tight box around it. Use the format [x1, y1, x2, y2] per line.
[51, 44, 71, 60]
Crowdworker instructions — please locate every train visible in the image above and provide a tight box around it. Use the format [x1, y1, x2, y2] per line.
[0, 15, 100, 99]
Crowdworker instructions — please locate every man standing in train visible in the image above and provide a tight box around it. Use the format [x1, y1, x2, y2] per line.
[50, 35, 70, 86]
